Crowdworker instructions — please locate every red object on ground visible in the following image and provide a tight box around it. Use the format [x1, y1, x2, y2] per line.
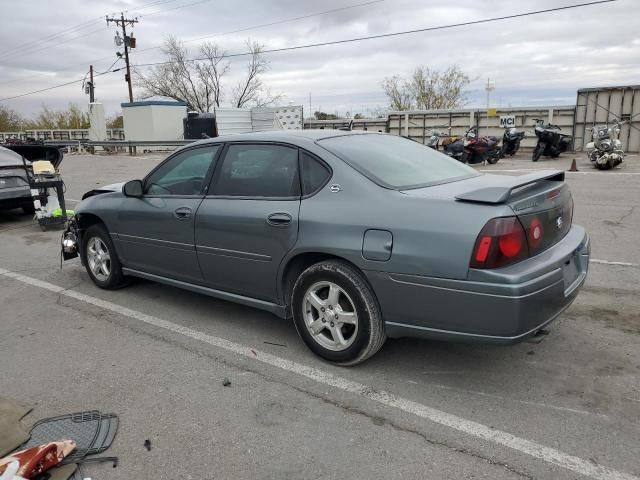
[0, 440, 76, 479]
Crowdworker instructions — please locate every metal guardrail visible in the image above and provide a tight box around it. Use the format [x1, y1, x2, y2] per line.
[42, 139, 196, 147]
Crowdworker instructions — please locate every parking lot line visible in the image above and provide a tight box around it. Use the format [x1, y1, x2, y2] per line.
[477, 169, 640, 176]
[1, 267, 637, 480]
[590, 259, 638, 267]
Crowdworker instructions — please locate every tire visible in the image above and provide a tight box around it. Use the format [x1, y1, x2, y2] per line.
[532, 143, 543, 162]
[486, 151, 500, 164]
[291, 260, 386, 366]
[22, 203, 35, 214]
[81, 224, 128, 289]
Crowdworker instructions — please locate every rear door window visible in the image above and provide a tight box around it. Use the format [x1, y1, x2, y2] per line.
[212, 144, 300, 198]
[318, 133, 478, 189]
[300, 151, 331, 196]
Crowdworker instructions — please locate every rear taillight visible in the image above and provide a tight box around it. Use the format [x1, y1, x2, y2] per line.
[470, 217, 528, 269]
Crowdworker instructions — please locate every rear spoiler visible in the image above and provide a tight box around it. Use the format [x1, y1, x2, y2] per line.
[455, 170, 565, 204]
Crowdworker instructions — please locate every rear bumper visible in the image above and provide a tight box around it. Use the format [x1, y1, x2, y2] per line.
[366, 225, 589, 344]
[0, 186, 32, 209]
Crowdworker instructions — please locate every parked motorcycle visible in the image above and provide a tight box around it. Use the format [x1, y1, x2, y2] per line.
[426, 130, 440, 150]
[532, 119, 572, 161]
[444, 126, 501, 164]
[586, 121, 624, 170]
[500, 127, 525, 157]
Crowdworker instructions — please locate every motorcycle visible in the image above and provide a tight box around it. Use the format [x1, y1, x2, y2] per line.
[444, 126, 501, 164]
[426, 130, 440, 150]
[532, 119, 572, 161]
[586, 121, 624, 170]
[500, 127, 525, 157]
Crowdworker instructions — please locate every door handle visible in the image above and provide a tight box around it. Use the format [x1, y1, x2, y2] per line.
[266, 212, 292, 226]
[174, 206, 192, 219]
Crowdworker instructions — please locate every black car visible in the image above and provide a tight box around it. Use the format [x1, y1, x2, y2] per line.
[0, 144, 63, 213]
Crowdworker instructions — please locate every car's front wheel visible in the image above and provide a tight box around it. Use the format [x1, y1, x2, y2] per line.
[82, 224, 127, 289]
[292, 260, 386, 366]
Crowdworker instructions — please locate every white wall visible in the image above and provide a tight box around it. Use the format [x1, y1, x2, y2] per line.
[151, 105, 186, 140]
[122, 104, 186, 141]
[87, 102, 107, 141]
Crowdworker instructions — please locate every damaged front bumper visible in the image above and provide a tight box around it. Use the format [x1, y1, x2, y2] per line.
[61, 216, 80, 260]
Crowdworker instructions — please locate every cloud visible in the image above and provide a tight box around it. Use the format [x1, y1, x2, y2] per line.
[0, 0, 638, 117]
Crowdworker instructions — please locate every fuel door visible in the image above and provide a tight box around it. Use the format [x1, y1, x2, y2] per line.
[362, 229, 393, 261]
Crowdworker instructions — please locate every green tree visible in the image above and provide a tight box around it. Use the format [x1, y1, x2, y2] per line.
[0, 106, 26, 131]
[313, 111, 341, 120]
[106, 115, 123, 129]
[30, 103, 90, 129]
[382, 66, 471, 111]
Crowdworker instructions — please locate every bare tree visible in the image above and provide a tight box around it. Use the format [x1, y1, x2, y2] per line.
[231, 40, 280, 108]
[137, 37, 278, 111]
[195, 41, 230, 108]
[410, 66, 470, 110]
[137, 36, 207, 111]
[381, 75, 413, 111]
[382, 66, 471, 111]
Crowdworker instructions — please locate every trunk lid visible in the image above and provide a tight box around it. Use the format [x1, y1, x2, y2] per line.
[1, 144, 64, 168]
[402, 169, 573, 256]
[0, 146, 30, 188]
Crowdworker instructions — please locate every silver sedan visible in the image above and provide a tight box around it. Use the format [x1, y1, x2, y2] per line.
[62, 130, 589, 365]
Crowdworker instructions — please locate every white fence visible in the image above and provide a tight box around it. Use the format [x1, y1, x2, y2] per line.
[304, 108, 576, 150]
[0, 129, 125, 142]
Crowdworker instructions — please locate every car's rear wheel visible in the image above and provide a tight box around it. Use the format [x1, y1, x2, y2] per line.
[22, 203, 35, 214]
[292, 260, 386, 366]
[82, 224, 127, 289]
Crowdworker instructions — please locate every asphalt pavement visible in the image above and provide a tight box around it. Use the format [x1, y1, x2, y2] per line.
[0, 150, 638, 480]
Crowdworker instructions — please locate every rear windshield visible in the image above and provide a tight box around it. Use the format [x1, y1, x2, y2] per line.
[318, 133, 478, 189]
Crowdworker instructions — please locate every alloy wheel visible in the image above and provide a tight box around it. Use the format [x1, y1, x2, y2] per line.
[86, 237, 111, 282]
[303, 281, 358, 351]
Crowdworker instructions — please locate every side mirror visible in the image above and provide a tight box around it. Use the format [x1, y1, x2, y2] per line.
[123, 179, 143, 197]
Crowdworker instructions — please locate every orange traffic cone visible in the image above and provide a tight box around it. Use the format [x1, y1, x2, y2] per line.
[569, 158, 578, 172]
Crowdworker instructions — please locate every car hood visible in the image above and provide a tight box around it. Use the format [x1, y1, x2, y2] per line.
[81, 182, 124, 200]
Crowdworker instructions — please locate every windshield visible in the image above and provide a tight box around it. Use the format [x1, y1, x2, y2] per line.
[318, 133, 478, 189]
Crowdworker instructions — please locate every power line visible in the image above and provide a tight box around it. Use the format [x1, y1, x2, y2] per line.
[0, 27, 110, 65]
[0, 0, 384, 88]
[0, 18, 104, 61]
[140, 0, 212, 18]
[188, 0, 382, 42]
[133, 0, 384, 55]
[0, 0, 617, 103]
[133, 0, 616, 69]
[0, 0, 180, 62]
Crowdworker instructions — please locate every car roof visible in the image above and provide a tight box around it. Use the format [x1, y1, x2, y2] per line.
[188, 129, 377, 148]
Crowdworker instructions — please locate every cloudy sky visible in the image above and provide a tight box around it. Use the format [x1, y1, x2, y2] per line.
[0, 0, 638, 118]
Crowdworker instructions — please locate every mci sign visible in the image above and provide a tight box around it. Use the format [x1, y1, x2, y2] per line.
[500, 115, 516, 128]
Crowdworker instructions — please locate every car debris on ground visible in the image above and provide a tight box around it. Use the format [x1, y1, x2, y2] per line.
[0, 397, 118, 480]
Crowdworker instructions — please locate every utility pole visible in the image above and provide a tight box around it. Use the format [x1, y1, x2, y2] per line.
[106, 13, 138, 103]
[88, 65, 95, 102]
[106, 13, 138, 154]
[485, 77, 495, 109]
